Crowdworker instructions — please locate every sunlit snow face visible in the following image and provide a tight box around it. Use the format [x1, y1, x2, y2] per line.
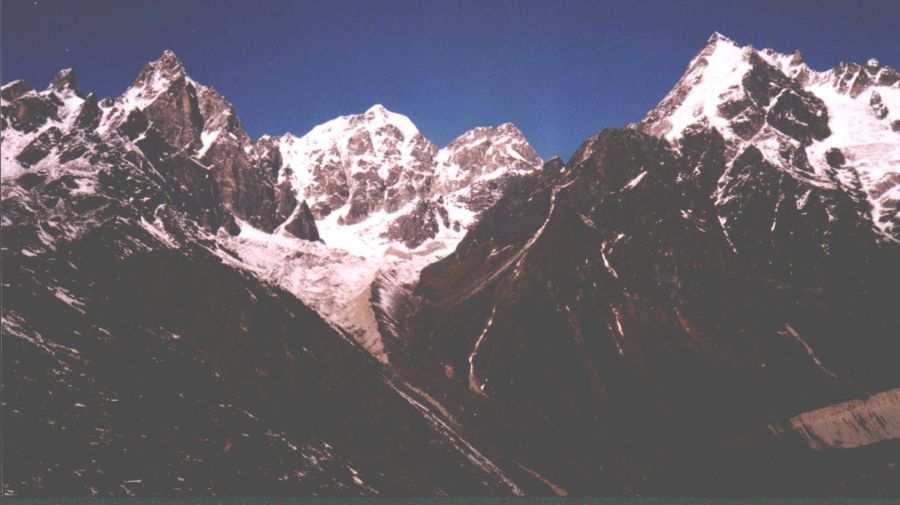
[270, 104, 541, 256]
[643, 34, 900, 242]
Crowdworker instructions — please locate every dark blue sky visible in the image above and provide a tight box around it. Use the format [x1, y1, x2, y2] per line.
[3, 0, 899, 158]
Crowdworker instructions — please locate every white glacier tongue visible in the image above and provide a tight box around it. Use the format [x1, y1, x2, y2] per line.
[641, 32, 900, 241]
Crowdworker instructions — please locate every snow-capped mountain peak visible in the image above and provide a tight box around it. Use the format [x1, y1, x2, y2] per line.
[101, 50, 193, 127]
[48, 68, 83, 97]
[272, 104, 542, 243]
[641, 32, 900, 241]
[641, 32, 753, 142]
[434, 122, 542, 194]
[285, 103, 427, 161]
[275, 104, 437, 225]
[136, 49, 187, 85]
[362, 103, 420, 138]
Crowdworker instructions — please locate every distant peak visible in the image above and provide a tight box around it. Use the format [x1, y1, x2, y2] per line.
[706, 31, 738, 47]
[496, 122, 524, 135]
[125, 49, 189, 98]
[354, 104, 420, 138]
[136, 50, 187, 82]
[49, 68, 82, 96]
[361, 104, 407, 123]
[157, 50, 185, 69]
[688, 32, 746, 71]
[457, 122, 524, 139]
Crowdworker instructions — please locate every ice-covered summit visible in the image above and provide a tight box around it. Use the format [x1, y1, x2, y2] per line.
[270, 104, 542, 247]
[641, 32, 900, 241]
[275, 104, 437, 225]
[435, 122, 542, 194]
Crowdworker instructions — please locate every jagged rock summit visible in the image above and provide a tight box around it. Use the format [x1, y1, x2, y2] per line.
[640, 32, 900, 241]
[2, 50, 320, 240]
[49, 68, 83, 97]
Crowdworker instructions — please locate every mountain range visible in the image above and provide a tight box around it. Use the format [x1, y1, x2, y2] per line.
[2, 32, 898, 496]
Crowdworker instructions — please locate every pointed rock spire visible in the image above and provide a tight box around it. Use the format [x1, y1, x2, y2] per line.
[49, 68, 83, 97]
[152, 50, 187, 76]
[282, 200, 321, 241]
[705, 31, 738, 48]
[496, 122, 527, 138]
[75, 93, 102, 129]
[129, 50, 188, 93]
